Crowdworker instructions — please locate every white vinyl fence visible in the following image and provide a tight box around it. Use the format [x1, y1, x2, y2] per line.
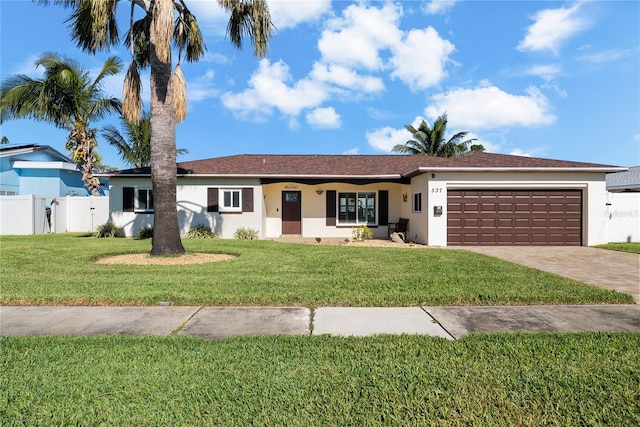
[605, 192, 640, 243]
[0, 195, 51, 235]
[50, 196, 110, 233]
[0, 195, 109, 235]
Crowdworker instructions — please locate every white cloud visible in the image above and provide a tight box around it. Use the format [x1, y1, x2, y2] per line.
[576, 48, 636, 64]
[389, 26, 455, 90]
[310, 63, 385, 93]
[186, 69, 219, 103]
[423, 0, 458, 15]
[522, 64, 562, 81]
[221, 59, 329, 119]
[268, 0, 332, 30]
[424, 84, 556, 130]
[342, 147, 360, 155]
[517, 3, 590, 54]
[306, 107, 341, 129]
[509, 148, 533, 157]
[365, 126, 410, 153]
[318, 3, 403, 70]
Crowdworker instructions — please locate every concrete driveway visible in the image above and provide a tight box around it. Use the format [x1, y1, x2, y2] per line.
[459, 246, 640, 303]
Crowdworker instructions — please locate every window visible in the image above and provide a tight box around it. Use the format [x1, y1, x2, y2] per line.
[207, 187, 253, 213]
[123, 187, 153, 212]
[0, 190, 16, 196]
[413, 192, 422, 212]
[338, 192, 376, 224]
[221, 189, 241, 212]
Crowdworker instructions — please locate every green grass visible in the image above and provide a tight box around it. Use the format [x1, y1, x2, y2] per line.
[595, 242, 640, 254]
[1, 333, 638, 425]
[0, 234, 632, 306]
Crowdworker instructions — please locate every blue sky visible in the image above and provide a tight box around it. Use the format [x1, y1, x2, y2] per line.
[1, 0, 639, 169]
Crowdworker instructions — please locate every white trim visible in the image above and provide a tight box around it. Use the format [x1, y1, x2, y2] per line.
[445, 182, 589, 189]
[12, 160, 77, 171]
[219, 188, 242, 212]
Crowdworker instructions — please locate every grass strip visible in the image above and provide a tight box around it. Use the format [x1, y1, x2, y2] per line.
[1, 333, 639, 425]
[0, 234, 631, 306]
[595, 242, 640, 254]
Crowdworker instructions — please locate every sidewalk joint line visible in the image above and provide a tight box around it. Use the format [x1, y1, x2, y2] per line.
[171, 306, 204, 335]
[420, 306, 457, 340]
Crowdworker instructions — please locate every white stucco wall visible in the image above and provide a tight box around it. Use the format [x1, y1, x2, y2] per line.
[109, 177, 263, 238]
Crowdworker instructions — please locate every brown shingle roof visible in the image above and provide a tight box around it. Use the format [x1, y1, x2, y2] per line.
[110, 152, 623, 177]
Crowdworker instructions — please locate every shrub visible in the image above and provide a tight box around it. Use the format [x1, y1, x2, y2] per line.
[137, 226, 153, 240]
[315, 237, 322, 243]
[94, 222, 124, 238]
[185, 224, 217, 239]
[351, 225, 372, 241]
[234, 227, 259, 240]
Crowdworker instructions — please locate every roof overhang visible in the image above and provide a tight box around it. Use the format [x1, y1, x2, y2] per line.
[12, 160, 78, 171]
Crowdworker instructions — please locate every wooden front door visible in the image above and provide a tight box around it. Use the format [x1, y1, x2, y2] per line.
[282, 191, 302, 235]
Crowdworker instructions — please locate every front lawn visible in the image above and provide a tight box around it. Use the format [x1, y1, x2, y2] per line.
[0, 234, 632, 306]
[2, 333, 638, 425]
[595, 242, 640, 254]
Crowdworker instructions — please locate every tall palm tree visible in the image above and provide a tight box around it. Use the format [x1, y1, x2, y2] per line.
[392, 113, 476, 158]
[40, 0, 273, 255]
[0, 52, 122, 195]
[102, 111, 189, 168]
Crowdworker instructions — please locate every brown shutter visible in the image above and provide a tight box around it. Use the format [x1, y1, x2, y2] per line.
[207, 188, 219, 212]
[326, 190, 336, 226]
[123, 187, 134, 212]
[242, 188, 254, 212]
[378, 190, 389, 225]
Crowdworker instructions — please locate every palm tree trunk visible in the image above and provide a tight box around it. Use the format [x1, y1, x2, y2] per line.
[149, 0, 185, 256]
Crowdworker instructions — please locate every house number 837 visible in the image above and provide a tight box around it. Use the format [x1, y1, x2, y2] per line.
[431, 188, 443, 193]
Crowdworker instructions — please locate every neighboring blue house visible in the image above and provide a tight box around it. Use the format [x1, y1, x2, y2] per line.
[0, 143, 108, 197]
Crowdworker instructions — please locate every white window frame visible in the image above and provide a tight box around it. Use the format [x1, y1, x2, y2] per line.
[220, 188, 242, 212]
[135, 188, 153, 212]
[413, 192, 422, 213]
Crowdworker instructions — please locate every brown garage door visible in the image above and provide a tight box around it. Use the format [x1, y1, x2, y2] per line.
[447, 190, 582, 246]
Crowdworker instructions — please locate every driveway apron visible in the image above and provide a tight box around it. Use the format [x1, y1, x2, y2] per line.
[458, 246, 640, 303]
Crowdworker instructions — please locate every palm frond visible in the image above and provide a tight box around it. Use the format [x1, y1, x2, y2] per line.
[122, 60, 142, 123]
[174, 0, 207, 63]
[66, 0, 120, 53]
[172, 64, 187, 123]
[151, 0, 174, 62]
[220, 0, 273, 58]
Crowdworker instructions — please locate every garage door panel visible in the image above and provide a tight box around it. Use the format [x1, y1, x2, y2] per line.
[448, 190, 582, 246]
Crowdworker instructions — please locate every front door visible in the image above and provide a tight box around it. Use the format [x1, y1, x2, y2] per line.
[282, 191, 302, 235]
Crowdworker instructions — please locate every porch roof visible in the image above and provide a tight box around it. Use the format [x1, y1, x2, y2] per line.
[107, 152, 624, 178]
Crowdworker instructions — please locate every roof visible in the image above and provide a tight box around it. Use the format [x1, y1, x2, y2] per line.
[107, 152, 625, 179]
[606, 166, 640, 192]
[0, 143, 74, 163]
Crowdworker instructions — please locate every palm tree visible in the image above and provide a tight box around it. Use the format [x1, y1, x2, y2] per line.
[0, 53, 122, 195]
[102, 111, 189, 168]
[39, 0, 273, 255]
[392, 113, 476, 158]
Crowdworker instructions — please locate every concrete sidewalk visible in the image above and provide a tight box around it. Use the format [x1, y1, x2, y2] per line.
[2, 305, 639, 340]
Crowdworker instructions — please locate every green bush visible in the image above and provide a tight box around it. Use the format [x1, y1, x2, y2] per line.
[234, 227, 259, 240]
[94, 222, 124, 238]
[352, 225, 372, 241]
[185, 224, 217, 239]
[136, 226, 153, 240]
